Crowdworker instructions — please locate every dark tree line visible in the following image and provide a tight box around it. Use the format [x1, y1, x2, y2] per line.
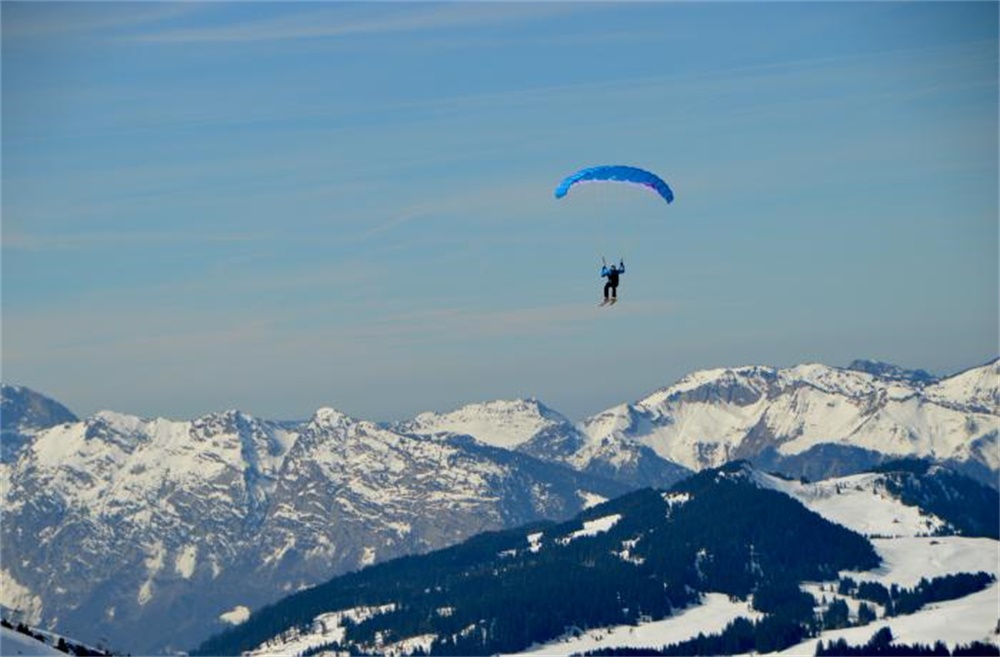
[816, 627, 999, 656]
[838, 572, 995, 617]
[584, 569, 997, 657]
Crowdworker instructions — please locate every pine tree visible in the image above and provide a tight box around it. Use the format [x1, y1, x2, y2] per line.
[857, 602, 877, 625]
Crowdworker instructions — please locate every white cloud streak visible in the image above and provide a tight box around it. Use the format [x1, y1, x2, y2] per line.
[2, 3, 199, 39]
[0, 230, 267, 253]
[126, 3, 591, 44]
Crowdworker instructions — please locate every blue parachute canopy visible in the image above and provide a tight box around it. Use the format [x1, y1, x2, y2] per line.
[554, 165, 674, 204]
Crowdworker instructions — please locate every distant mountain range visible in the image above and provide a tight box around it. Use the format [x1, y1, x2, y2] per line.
[573, 360, 997, 486]
[1, 358, 996, 654]
[0, 406, 625, 654]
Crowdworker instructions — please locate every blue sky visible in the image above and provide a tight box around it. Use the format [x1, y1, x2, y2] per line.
[2, 1, 997, 422]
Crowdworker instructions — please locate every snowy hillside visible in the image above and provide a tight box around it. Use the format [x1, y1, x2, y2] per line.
[214, 462, 997, 657]
[754, 471, 949, 538]
[509, 466, 999, 656]
[925, 358, 1000, 415]
[196, 461, 884, 656]
[506, 464, 1000, 657]
[505, 538, 998, 657]
[0, 619, 111, 657]
[0, 626, 63, 656]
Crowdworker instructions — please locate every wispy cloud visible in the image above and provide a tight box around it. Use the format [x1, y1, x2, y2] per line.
[2, 3, 198, 39]
[0, 230, 267, 253]
[128, 3, 588, 44]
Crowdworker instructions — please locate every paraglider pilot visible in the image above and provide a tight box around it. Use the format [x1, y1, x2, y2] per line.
[601, 259, 625, 303]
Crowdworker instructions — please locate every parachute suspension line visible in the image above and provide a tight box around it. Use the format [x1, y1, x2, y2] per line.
[592, 183, 607, 266]
[597, 179, 615, 266]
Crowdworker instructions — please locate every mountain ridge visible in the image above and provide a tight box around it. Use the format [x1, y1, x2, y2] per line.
[573, 360, 997, 485]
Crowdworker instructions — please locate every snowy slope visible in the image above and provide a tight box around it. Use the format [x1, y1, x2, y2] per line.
[777, 583, 999, 655]
[402, 399, 570, 450]
[503, 463, 1000, 657]
[776, 537, 1000, 655]
[513, 594, 764, 656]
[507, 467, 999, 657]
[578, 361, 998, 480]
[500, 538, 999, 657]
[0, 626, 63, 656]
[233, 463, 997, 657]
[925, 358, 999, 414]
[753, 471, 948, 538]
[521, 464, 1000, 656]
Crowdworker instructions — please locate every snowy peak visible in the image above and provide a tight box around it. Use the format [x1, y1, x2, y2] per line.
[311, 406, 355, 429]
[291, 407, 358, 450]
[640, 362, 886, 412]
[640, 365, 780, 409]
[401, 398, 573, 451]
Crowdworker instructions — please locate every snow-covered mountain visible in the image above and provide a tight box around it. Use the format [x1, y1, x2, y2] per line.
[401, 398, 578, 454]
[195, 461, 998, 657]
[398, 398, 690, 489]
[1, 358, 995, 654]
[0, 384, 77, 463]
[400, 361, 997, 489]
[0, 403, 624, 654]
[578, 360, 998, 486]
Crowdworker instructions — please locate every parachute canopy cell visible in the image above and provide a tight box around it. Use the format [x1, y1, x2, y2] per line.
[554, 165, 674, 204]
